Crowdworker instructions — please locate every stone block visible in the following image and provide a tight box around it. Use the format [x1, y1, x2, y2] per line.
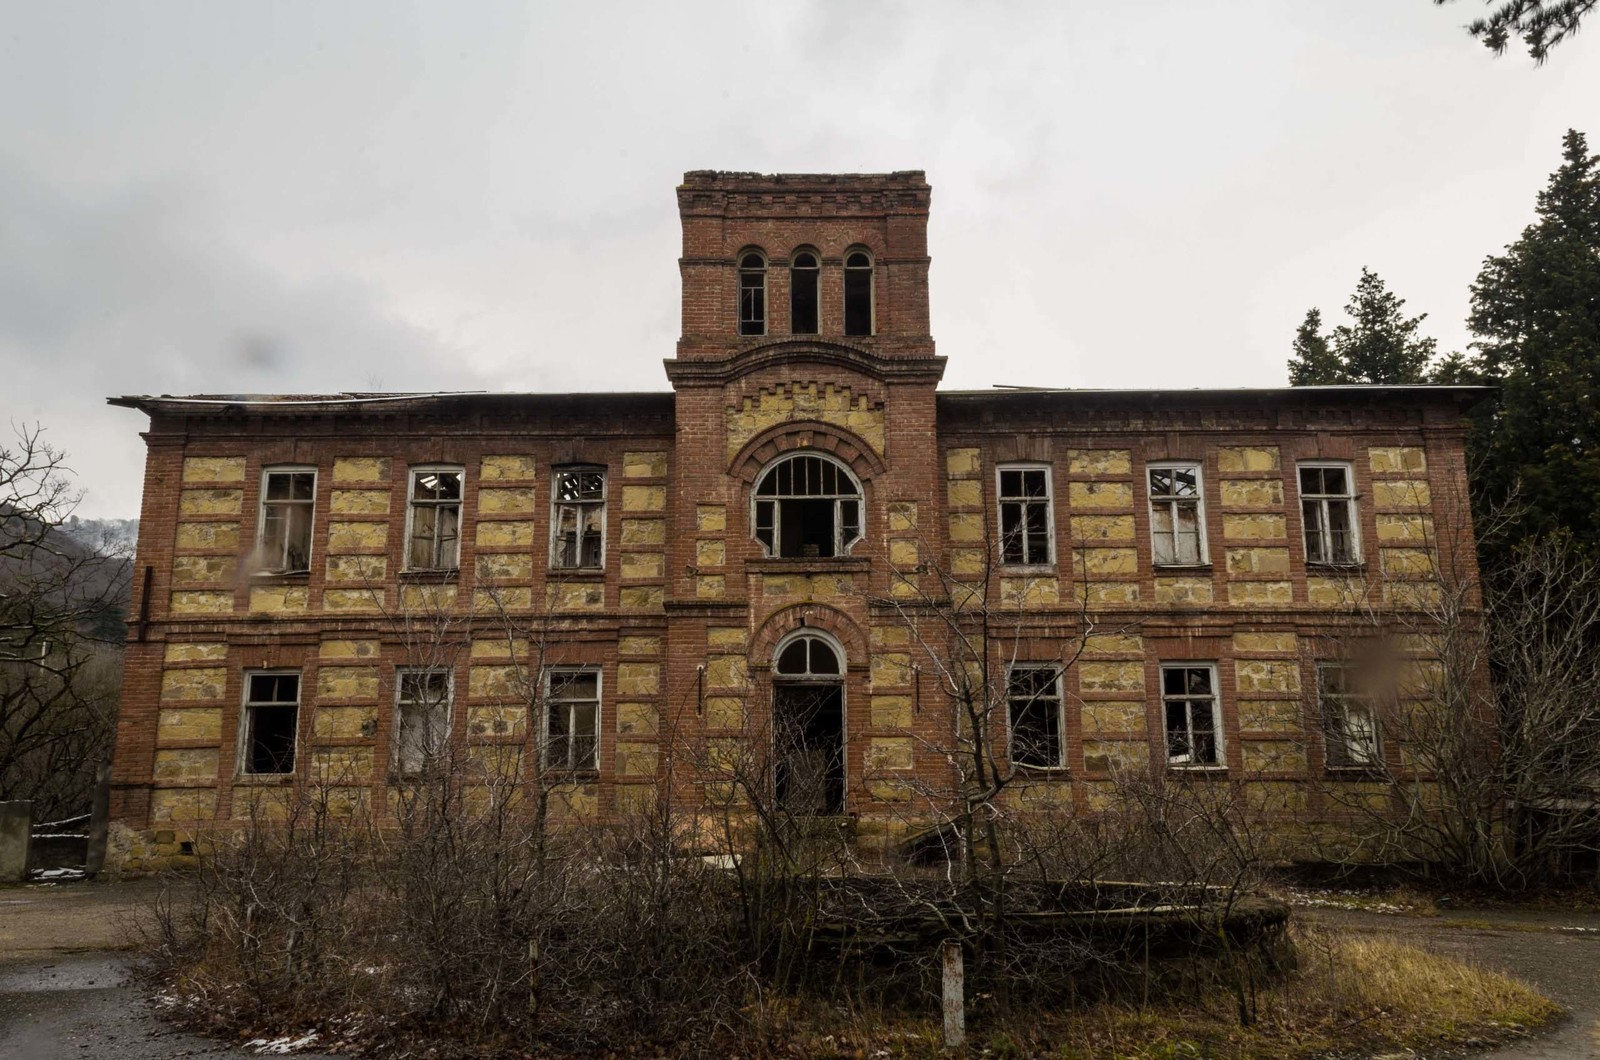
[1241, 741, 1307, 773]
[150, 788, 216, 824]
[946, 447, 981, 476]
[1373, 479, 1432, 508]
[329, 489, 390, 515]
[697, 574, 725, 598]
[1083, 633, 1141, 655]
[1238, 700, 1301, 733]
[618, 702, 659, 736]
[707, 626, 746, 649]
[622, 552, 665, 579]
[324, 588, 384, 612]
[1225, 547, 1291, 575]
[161, 668, 226, 701]
[1217, 446, 1280, 473]
[480, 455, 537, 481]
[622, 451, 668, 478]
[171, 555, 235, 585]
[326, 555, 386, 584]
[545, 582, 602, 611]
[1082, 701, 1145, 733]
[696, 539, 725, 567]
[888, 501, 917, 531]
[400, 583, 457, 612]
[947, 479, 982, 507]
[617, 662, 660, 696]
[1001, 576, 1060, 606]
[1235, 660, 1300, 694]
[704, 696, 744, 729]
[153, 748, 219, 781]
[871, 695, 913, 728]
[1083, 740, 1149, 773]
[696, 505, 725, 532]
[618, 635, 660, 657]
[477, 488, 537, 514]
[317, 666, 379, 700]
[888, 539, 919, 566]
[1068, 449, 1132, 476]
[620, 518, 666, 546]
[622, 485, 667, 512]
[179, 489, 243, 516]
[1376, 513, 1434, 543]
[1385, 580, 1443, 608]
[1070, 514, 1136, 540]
[1381, 547, 1436, 576]
[948, 511, 984, 541]
[868, 737, 914, 771]
[469, 664, 527, 698]
[620, 586, 664, 611]
[181, 456, 246, 483]
[1079, 661, 1145, 693]
[870, 652, 911, 688]
[1154, 576, 1212, 605]
[1307, 576, 1364, 607]
[951, 548, 986, 575]
[1222, 513, 1287, 540]
[311, 748, 373, 782]
[1075, 548, 1138, 575]
[617, 742, 659, 777]
[1232, 632, 1296, 654]
[312, 706, 376, 738]
[175, 522, 240, 550]
[164, 643, 227, 664]
[466, 704, 524, 736]
[1227, 581, 1293, 605]
[332, 457, 390, 483]
[1369, 446, 1426, 473]
[1068, 481, 1133, 508]
[475, 521, 535, 548]
[476, 553, 532, 581]
[1077, 581, 1140, 606]
[1219, 479, 1284, 507]
[328, 521, 389, 550]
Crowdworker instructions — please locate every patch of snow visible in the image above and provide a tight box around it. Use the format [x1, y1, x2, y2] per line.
[28, 868, 87, 881]
[244, 1031, 320, 1054]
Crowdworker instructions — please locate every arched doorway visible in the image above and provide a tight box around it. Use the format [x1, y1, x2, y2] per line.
[772, 631, 845, 814]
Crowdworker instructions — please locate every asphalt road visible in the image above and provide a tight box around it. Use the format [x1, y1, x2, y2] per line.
[3, 879, 1597, 1058]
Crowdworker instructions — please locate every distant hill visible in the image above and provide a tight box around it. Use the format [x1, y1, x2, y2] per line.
[58, 517, 139, 555]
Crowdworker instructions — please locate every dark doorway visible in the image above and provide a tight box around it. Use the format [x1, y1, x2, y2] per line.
[774, 683, 844, 814]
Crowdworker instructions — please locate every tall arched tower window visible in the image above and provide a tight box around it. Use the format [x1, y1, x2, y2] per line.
[790, 249, 819, 335]
[739, 251, 767, 335]
[753, 452, 863, 559]
[843, 249, 873, 336]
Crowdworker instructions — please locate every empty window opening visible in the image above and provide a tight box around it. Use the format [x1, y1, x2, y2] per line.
[739, 252, 766, 335]
[551, 468, 606, 569]
[790, 251, 819, 334]
[546, 668, 600, 771]
[395, 669, 451, 774]
[1008, 666, 1064, 768]
[754, 453, 863, 559]
[1300, 463, 1360, 565]
[259, 468, 315, 574]
[242, 672, 299, 775]
[1318, 663, 1380, 769]
[998, 466, 1053, 566]
[407, 468, 462, 570]
[774, 633, 845, 814]
[1149, 463, 1206, 565]
[1162, 663, 1222, 768]
[843, 250, 873, 336]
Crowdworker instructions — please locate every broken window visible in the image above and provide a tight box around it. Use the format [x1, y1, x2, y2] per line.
[1008, 665, 1064, 768]
[545, 667, 600, 771]
[843, 249, 873, 336]
[258, 468, 315, 574]
[406, 467, 462, 570]
[1149, 463, 1206, 566]
[1299, 463, 1360, 565]
[551, 467, 606, 569]
[739, 252, 766, 335]
[790, 250, 819, 334]
[394, 669, 451, 775]
[753, 453, 863, 559]
[241, 671, 299, 775]
[1162, 663, 1222, 768]
[1317, 663, 1380, 769]
[998, 465, 1053, 566]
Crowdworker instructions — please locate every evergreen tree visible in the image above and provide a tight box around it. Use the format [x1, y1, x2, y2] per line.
[1286, 269, 1440, 385]
[1465, 129, 1600, 555]
[1435, 0, 1596, 63]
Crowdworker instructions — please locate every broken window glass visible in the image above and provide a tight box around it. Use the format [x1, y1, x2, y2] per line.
[242, 672, 299, 775]
[395, 670, 451, 774]
[1161, 664, 1221, 767]
[1008, 666, 1063, 768]
[1300, 464, 1359, 565]
[790, 250, 819, 334]
[739, 252, 766, 335]
[552, 468, 606, 569]
[1149, 463, 1205, 565]
[259, 469, 315, 574]
[1318, 663, 1380, 768]
[753, 453, 863, 559]
[546, 668, 600, 771]
[843, 250, 872, 336]
[407, 468, 462, 570]
[998, 466, 1053, 566]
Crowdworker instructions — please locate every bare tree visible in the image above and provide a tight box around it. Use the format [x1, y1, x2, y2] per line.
[0, 423, 129, 818]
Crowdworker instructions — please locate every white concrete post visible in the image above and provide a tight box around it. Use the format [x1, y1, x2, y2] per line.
[941, 938, 964, 1051]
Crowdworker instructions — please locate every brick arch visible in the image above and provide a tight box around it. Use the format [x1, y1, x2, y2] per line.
[749, 604, 870, 676]
[728, 420, 887, 485]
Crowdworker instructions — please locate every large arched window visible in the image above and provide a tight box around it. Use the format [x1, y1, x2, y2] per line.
[790, 249, 819, 335]
[843, 248, 873, 336]
[772, 631, 845, 814]
[739, 251, 766, 335]
[753, 452, 863, 559]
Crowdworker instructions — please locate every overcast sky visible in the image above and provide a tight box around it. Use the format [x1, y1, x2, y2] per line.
[2, 1, 1597, 517]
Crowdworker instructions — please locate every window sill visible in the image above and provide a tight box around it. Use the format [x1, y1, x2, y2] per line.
[1325, 765, 1387, 778]
[1153, 563, 1211, 573]
[1013, 764, 1071, 777]
[252, 570, 310, 581]
[235, 772, 295, 785]
[1306, 561, 1366, 573]
[542, 769, 601, 783]
[398, 568, 460, 582]
[747, 556, 871, 573]
[1167, 764, 1227, 773]
[997, 563, 1057, 576]
[546, 568, 605, 579]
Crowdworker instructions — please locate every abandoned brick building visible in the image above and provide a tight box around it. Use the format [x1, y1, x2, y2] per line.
[105, 171, 1482, 871]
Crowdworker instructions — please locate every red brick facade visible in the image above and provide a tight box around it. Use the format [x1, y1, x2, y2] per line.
[105, 172, 1483, 871]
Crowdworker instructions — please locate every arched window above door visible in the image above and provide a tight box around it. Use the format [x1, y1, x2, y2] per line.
[753, 452, 864, 559]
[774, 632, 843, 678]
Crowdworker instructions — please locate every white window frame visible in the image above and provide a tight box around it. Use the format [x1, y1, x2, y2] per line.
[256, 466, 317, 575]
[1160, 662, 1225, 769]
[393, 668, 453, 775]
[549, 466, 608, 571]
[1297, 461, 1362, 566]
[1147, 461, 1208, 567]
[238, 670, 301, 776]
[1317, 663, 1381, 770]
[543, 666, 602, 773]
[751, 452, 865, 559]
[403, 465, 464, 572]
[843, 247, 875, 337]
[1006, 664, 1066, 770]
[996, 463, 1055, 569]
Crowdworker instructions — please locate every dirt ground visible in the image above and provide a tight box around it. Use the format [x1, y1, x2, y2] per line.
[2, 878, 1597, 1058]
